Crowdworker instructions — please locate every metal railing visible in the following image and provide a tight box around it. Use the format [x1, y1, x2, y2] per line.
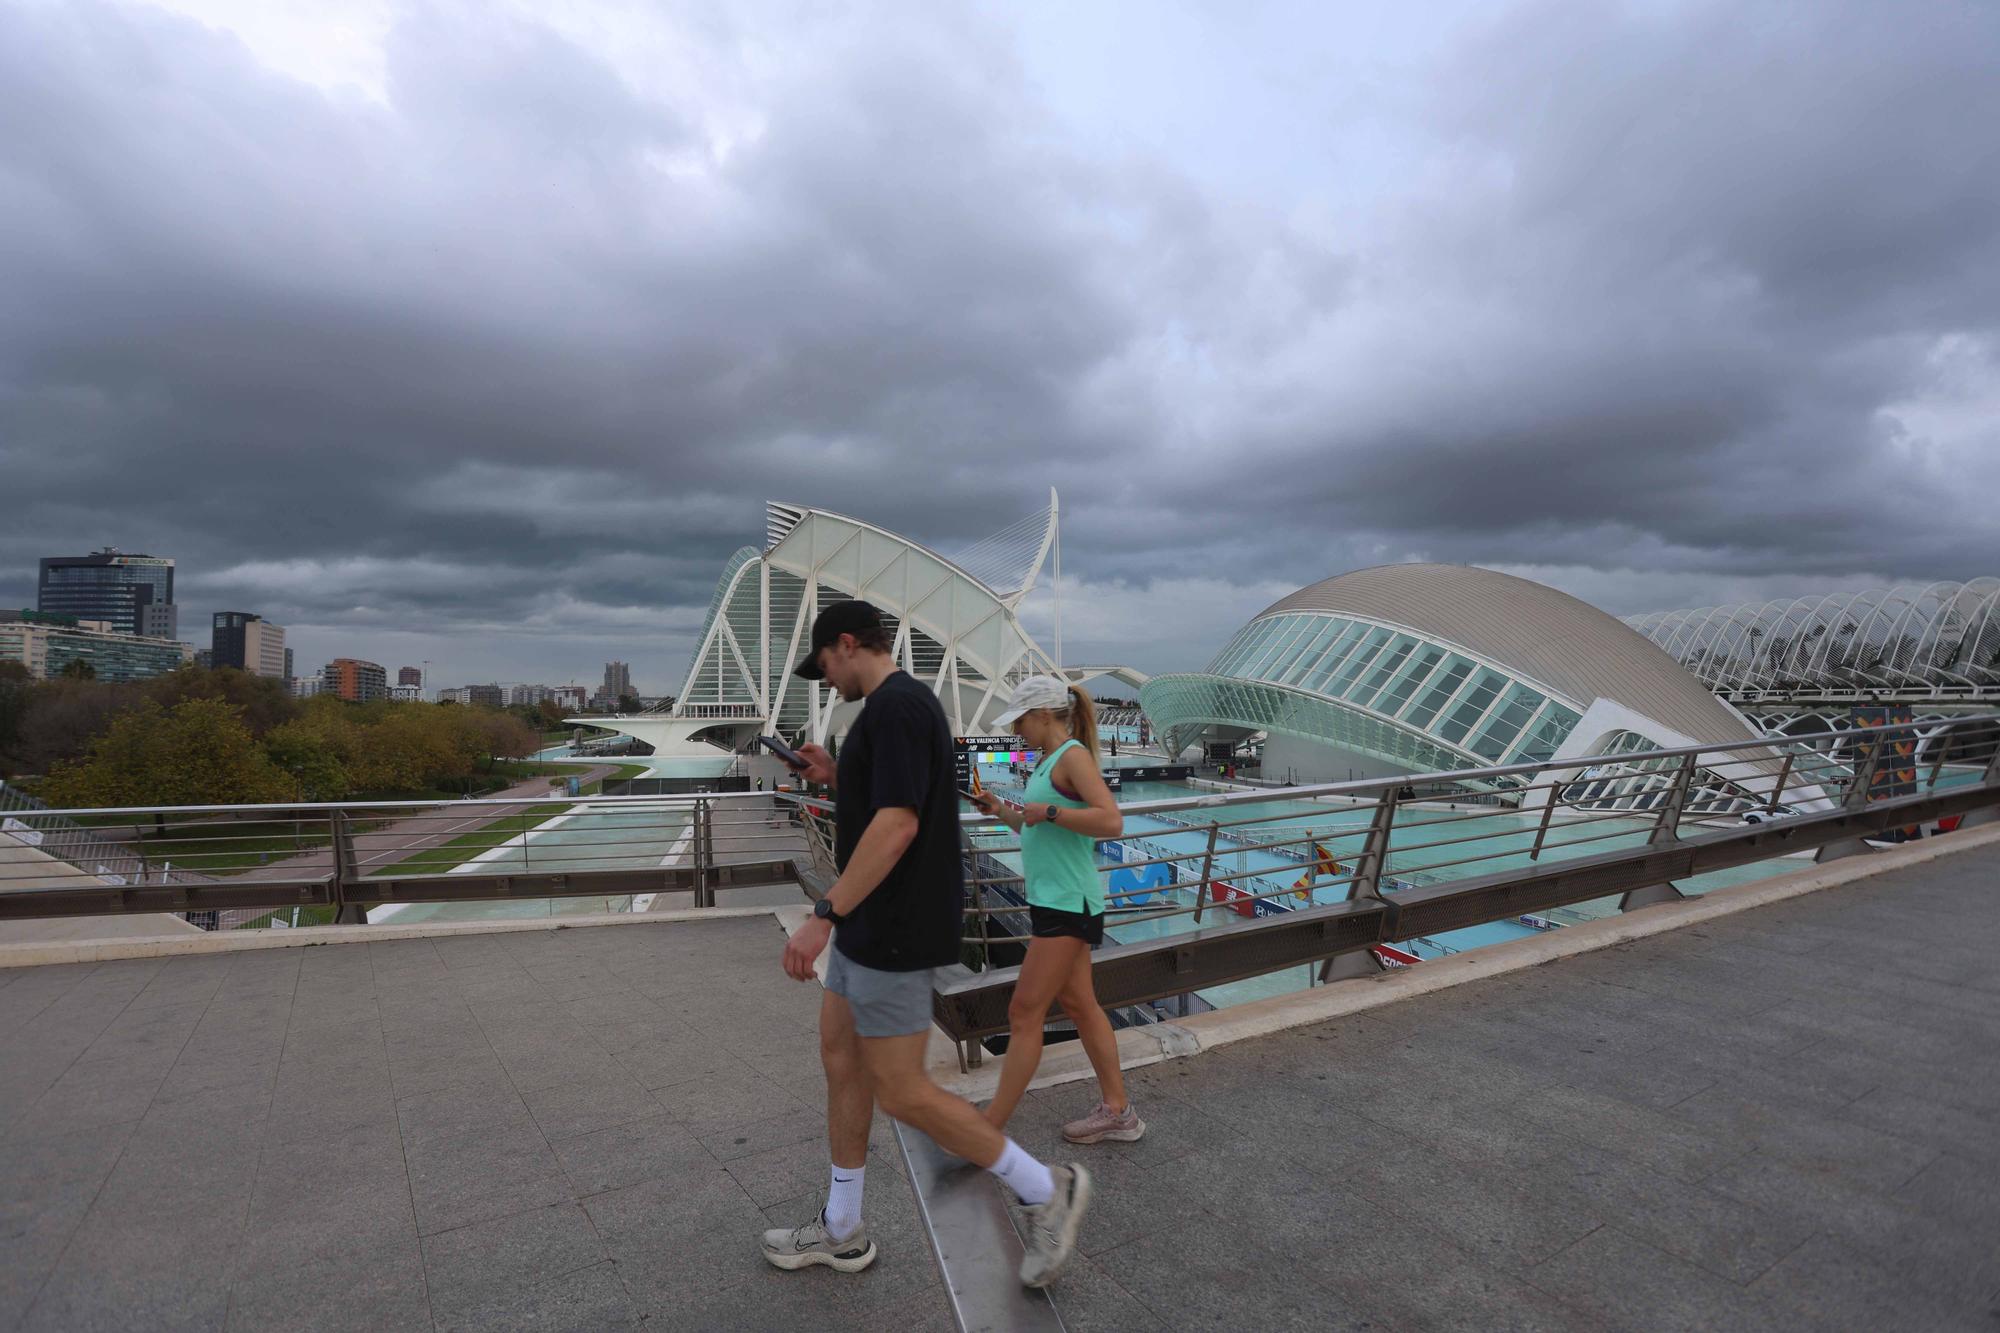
[927, 714, 2000, 1048]
[0, 787, 824, 926]
[1, 781, 201, 891]
[3, 720, 1996, 1025]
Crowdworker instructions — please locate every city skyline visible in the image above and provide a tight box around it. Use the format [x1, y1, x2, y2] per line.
[3, 1, 1995, 687]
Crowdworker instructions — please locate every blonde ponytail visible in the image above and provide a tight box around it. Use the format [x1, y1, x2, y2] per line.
[1064, 683, 1100, 761]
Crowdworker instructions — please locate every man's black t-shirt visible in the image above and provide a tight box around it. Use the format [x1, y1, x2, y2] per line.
[832, 671, 964, 971]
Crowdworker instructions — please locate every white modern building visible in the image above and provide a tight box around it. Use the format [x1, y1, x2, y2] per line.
[1141, 564, 1824, 813]
[0, 611, 193, 683]
[571, 494, 1130, 756]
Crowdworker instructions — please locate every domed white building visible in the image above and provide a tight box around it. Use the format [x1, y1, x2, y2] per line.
[1141, 564, 1821, 811]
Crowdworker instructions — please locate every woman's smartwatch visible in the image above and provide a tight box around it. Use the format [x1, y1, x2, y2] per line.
[1044, 805, 1061, 826]
[813, 898, 845, 925]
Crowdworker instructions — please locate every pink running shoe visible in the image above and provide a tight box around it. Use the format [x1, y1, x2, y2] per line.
[1061, 1101, 1146, 1144]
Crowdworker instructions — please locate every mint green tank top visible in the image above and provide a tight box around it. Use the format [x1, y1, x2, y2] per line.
[1020, 739, 1102, 914]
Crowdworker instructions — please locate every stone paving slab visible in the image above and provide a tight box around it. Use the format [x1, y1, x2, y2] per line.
[1016, 837, 2000, 1332]
[0, 915, 943, 1332]
[4, 840, 2000, 1330]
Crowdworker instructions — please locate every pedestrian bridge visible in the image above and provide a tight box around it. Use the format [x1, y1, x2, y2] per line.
[0, 828, 1995, 1328]
[2, 719, 1997, 1329]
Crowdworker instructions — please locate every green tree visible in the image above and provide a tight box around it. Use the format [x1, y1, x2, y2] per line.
[39, 698, 299, 811]
[263, 721, 351, 801]
[0, 662, 29, 767]
[58, 658, 96, 680]
[143, 666, 298, 737]
[6, 678, 146, 777]
[471, 710, 539, 770]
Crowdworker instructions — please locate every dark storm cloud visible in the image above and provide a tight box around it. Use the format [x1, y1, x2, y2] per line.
[1134, 0, 2000, 593]
[2, 0, 1996, 684]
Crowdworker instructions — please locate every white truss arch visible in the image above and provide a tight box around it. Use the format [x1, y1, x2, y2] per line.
[568, 498, 1135, 755]
[1625, 578, 2000, 696]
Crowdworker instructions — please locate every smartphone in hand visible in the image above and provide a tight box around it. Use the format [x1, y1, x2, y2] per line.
[758, 735, 805, 768]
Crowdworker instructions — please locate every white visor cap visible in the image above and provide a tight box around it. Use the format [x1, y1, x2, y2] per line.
[992, 675, 1073, 728]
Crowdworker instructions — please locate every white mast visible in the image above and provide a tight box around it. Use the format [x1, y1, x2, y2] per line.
[1051, 488, 1063, 672]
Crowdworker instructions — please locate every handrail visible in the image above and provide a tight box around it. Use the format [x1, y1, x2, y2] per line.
[3, 718, 1993, 956]
[928, 773, 2000, 1040]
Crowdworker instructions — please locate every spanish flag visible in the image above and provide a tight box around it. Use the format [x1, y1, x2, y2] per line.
[1292, 840, 1344, 903]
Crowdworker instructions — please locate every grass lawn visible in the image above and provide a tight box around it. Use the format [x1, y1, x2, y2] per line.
[117, 819, 335, 876]
[369, 802, 572, 876]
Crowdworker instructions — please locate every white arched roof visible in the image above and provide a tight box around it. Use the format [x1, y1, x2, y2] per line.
[1257, 563, 1757, 746]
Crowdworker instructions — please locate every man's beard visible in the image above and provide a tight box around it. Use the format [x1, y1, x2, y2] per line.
[837, 681, 863, 703]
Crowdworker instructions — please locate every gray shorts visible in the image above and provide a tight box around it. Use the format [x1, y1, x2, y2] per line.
[825, 946, 935, 1038]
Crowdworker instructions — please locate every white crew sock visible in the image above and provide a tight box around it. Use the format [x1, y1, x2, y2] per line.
[988, 1138, 1055, 1206]
[826, 1164, 865, 1240]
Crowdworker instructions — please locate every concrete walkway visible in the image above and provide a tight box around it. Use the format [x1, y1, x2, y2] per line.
[2, 842, 1997, 1330]
[0, 915, 939, 1332]
[1008, 837, 2000, 1331]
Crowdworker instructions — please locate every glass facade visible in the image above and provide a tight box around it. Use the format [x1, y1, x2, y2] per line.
[37, 553, 175, 637]
[0, 618, 190, 683]
[1202, 612, 1584, 768]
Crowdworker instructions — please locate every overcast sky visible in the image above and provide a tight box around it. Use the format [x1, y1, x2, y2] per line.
[3, 0, 1995, 691]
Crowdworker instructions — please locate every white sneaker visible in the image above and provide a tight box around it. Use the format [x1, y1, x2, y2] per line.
[761, 1209, 877, 1273]
[1018, 1164, 1093, 1288]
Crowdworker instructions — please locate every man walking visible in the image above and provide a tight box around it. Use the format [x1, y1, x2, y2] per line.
[763, 600, 1092, 1288]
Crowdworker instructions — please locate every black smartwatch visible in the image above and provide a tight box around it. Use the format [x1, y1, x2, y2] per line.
[813, 898, 845, 925]
[1044, 804, 1060, 826]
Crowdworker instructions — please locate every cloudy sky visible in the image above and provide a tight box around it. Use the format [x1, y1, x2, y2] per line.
[3, 0, 1995, 691]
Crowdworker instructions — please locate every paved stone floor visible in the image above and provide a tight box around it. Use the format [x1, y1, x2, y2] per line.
[3, 840, 1998, 1331]
[0, 917, 943, 1332]
[1015, 838, 2000, 1332]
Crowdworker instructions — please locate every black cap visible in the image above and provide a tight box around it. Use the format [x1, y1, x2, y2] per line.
[793, 600, 886, 680]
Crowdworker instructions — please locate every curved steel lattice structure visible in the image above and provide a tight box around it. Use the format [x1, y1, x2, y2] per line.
[573, 499, 1072, 754]
[1143, 564, 1791, 810]
[1625, 579, 2000, 695]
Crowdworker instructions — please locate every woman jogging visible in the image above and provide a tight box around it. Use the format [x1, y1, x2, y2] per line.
[970, 676, 1145, 1144]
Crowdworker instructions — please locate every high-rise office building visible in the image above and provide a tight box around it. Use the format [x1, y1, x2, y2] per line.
[321, 658, 388, 702]
[211, 612, 288, 678]
[602, 661, 632, 699]
[466, 683, 504, 707]
[398, 666, 423, 687]
[284, 648, 294, 680]
[38, 549, 176, 638]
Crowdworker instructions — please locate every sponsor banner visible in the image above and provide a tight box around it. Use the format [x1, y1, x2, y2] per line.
[1209, 879, 1257, 918]
[1116, 765, 1193, 782]
[1372, 944, 1421, 968]
[1519, 914, 1556, 931]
